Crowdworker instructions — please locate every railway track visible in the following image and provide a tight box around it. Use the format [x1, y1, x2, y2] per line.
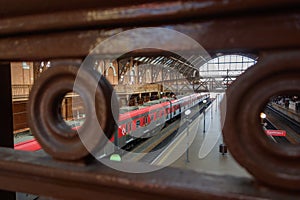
[264, 118, 290, 144]
[267, 105, 300, 131]
[122, 102, 208, 163]
[265, 105, 300, 144]
[140, 108, 201, 164]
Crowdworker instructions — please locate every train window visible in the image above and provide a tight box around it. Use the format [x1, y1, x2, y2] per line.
[136, 120, 140, 128]
[144, 116, 148, 125]
[150, 114, 154, 121]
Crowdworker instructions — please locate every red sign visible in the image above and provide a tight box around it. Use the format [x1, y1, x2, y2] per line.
[265, 130, 286, 137]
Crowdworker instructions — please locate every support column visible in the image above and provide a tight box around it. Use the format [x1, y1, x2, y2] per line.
[33, 61, 41, 82]
[0, 62, 16, 200]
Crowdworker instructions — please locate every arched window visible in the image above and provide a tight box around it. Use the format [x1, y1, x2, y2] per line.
[200, 55, 256, 78]
[146, 69, 151, 83]
[97, 60, 105, 74]
[105, 63, 117, 77]
[130, 69, 135, 84]
[199, 54, 256, 90]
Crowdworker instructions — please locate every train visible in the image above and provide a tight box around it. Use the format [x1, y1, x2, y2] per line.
[107, 93, 210, 152]
[15, 93, 210, 153]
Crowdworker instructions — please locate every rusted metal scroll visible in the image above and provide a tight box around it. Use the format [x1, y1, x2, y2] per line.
[27, 61, 118, 160]
[221, 51, 300, 190]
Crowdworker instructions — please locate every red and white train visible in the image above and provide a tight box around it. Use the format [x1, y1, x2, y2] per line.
[15, 93, 209, 152]
[111, 93, 209, 149]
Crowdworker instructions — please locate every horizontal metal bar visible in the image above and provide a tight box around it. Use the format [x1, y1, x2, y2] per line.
[0, 148, 298, 199]
[0, 0, 168, 17]
[0, 13, 299, 61]
[0, 1, 299, 36]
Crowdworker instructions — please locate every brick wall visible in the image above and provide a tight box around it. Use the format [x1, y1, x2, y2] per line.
[11, 62, 34, 85]
[12, 100, 28, 132]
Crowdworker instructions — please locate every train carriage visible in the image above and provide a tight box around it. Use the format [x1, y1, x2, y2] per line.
[111, 93, 209, 149]
[16, 93, 210, 153]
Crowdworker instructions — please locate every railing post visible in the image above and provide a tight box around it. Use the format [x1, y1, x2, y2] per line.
[0, 62, 16, 200]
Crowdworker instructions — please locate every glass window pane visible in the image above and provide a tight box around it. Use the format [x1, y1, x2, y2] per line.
[219, 56, 225, 63]
[236, 55, 243, 62]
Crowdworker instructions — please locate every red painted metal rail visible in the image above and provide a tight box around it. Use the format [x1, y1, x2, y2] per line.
[14, 139, 41, 151]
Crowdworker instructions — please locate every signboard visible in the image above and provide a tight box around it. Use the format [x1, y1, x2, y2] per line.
[265, 130, 286, 137]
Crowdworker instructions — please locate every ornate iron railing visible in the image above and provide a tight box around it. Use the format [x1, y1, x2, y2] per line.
[0, 0, 299, 199]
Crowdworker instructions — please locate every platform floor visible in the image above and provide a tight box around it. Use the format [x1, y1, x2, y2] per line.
[154, 94, 251, 178]
[14, 135, 34, 144]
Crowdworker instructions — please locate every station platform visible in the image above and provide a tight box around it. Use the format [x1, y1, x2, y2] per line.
[153, 95, 251, 178]
[271, 102, 300, 124]
[14, 132, 34, 144]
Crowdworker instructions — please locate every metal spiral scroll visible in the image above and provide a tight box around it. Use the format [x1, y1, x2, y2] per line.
[27, 61, 118, 160]
[221, 51, 300, 190]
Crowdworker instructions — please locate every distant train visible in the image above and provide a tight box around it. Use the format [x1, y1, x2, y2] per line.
[15, 93, 209, 152]
[111, 93, 210, 149]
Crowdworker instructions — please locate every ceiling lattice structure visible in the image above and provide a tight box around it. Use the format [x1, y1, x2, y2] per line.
[118, 54, 257, 93]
